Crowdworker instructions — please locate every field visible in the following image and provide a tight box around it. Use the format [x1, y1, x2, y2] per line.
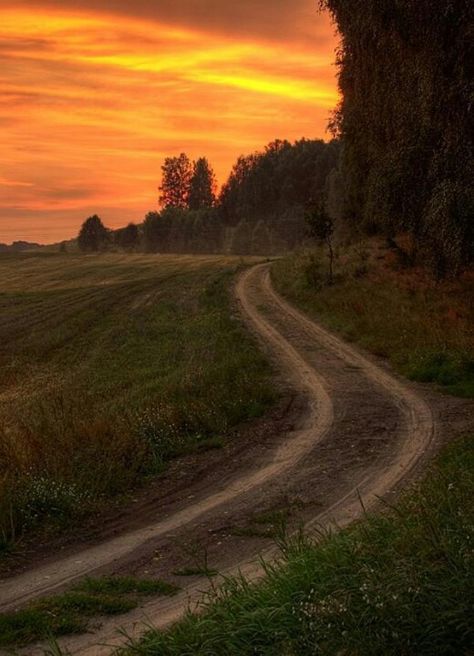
[272, 241, 474, 398]
[0, 253, 274, 547]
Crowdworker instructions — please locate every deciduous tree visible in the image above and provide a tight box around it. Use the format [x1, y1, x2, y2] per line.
[159, 153, 192, 209]
[78, 215, 109, 252]
[115, 222, 139, 251]
[319, 0, 473, 274]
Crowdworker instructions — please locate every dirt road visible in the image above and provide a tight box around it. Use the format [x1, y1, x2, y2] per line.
[0, 262, 437, 655]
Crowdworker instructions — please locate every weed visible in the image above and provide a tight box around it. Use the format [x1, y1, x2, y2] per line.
[172, 567, 219, 578]
[76, 576, 179, 597]
[172, 537, 218, 580]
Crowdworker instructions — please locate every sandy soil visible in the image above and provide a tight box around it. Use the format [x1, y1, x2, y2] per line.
[1, 262, 471, 656]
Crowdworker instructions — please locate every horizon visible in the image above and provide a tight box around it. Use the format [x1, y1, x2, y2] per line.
[0, 1, 339, 243]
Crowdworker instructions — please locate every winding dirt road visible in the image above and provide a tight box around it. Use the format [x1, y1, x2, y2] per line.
[0, 262, 437, 655]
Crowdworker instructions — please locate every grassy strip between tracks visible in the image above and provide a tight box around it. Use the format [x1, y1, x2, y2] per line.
[117, 434, 473, 656]
[271, 241, 474, 398]
[0, 253, 274, 549]
[0, 576, 179, 648]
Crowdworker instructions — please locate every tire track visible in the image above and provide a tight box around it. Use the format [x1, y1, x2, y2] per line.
[1, 262, 436, 655]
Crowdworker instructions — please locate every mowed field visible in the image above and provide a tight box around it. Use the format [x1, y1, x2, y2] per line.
[0, 253, 273, 547]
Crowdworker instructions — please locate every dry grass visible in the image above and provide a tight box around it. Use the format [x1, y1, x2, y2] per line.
[0, 253, 273, 548]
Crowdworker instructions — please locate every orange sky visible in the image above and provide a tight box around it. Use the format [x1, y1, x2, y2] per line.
[0, 1, 339, 243]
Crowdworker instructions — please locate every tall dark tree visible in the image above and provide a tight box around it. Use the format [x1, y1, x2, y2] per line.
[159, 153, 192, 209]
[78, 215, 109, 252]
[307, 199, 335, 284]
[188, 158, 216, 210]
[115, 222, 139, 251]
[320, 0, 473, 274]
[219, 139, 340, 243]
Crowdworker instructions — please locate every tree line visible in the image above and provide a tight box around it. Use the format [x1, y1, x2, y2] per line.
[78, 0, 472, 273]
[319, 0, 473, 275]
[78, 140, 340, 255]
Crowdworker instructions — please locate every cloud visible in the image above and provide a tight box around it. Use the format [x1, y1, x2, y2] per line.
[0, 2, 339, 242]
[6, 0, 335, 45]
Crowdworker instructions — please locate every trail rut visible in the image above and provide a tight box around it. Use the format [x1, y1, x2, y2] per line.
[0, 263, 437, 655]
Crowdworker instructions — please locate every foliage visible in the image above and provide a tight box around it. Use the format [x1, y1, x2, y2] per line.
[159, 153, 192, 209]
[77, 215, 109, 252]
[306, 200, 335, 284]
[108, 140, 339, 255]
[188, 157, 217, 210]
[142, 207, 222, 254]
[319, 0, 474, 274]
[120, 435, 474, 655]
[115, 223, 140, 251]
[219, 139, 340, 252]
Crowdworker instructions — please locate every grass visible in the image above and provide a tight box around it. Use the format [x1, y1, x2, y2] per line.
[231, 509, 291, 539]
[172, 567, 219, 578]
[0, 575, 178, 648]
[120, 434, 473, 656]
[75, 575, 178, 597]
[271, 241, 474, 397]
[0, 252, 274, 546]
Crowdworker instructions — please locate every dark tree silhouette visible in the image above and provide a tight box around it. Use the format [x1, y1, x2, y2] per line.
[78, 215, 109, 252]
[219, 139, 340, 227]
[142, 140, 339, 254]
[307, 199, 335, 284]
[320, 0, 473, 274]
[188, 158, 216, 210]
[115, 222, 139, 251]
[159, 153, 192, 209]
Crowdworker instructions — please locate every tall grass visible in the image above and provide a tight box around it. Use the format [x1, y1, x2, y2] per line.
[272, 242, 474, 397]
[122, 435, 474, 656]
[0, 254, 273, 546]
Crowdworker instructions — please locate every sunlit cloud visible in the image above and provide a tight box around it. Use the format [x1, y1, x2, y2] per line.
[0, 4, 338, 243]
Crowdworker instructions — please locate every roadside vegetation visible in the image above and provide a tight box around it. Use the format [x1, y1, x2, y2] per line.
[0, 252, 274, 549]
[272, 241, 474, 398]
[118, 434, 473, 656]
[0, 575, 178, 648]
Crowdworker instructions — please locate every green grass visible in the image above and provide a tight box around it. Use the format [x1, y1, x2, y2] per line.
[172, 567, 219, 578]
[271, 243, 474, 397]
[0, 575, 178, 648]
[0, 253, 274, 545]
[121, 435, 474, 656]
[75, 575, 178, 597]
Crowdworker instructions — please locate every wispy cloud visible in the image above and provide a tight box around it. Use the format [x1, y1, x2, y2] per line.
[0, 4, 338, 242]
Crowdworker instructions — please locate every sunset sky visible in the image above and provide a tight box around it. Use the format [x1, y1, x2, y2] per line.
[0, 1, 339, 244]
